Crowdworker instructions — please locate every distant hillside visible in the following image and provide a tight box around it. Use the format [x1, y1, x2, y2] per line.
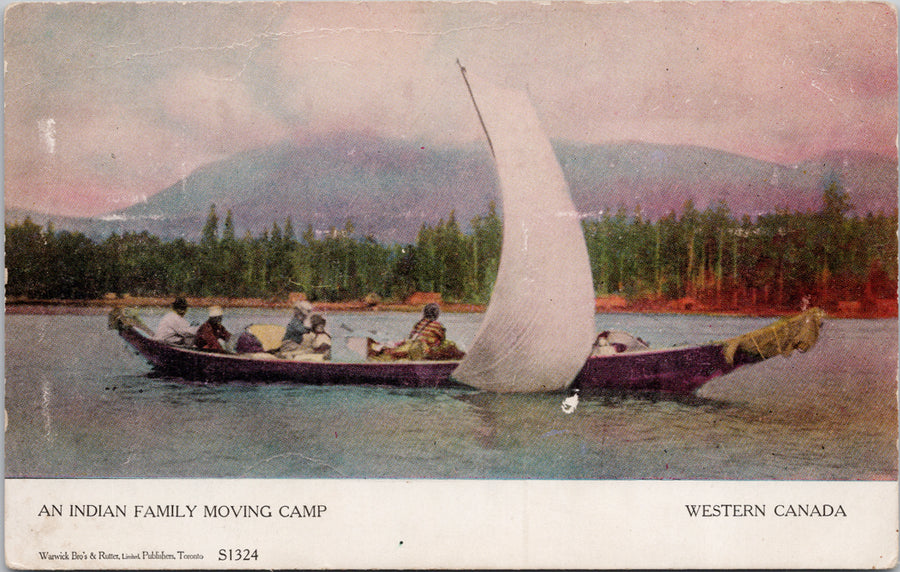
[6, 134, 897, 242]
[108, 134, 499, 243]
[560, 142, 897, 219]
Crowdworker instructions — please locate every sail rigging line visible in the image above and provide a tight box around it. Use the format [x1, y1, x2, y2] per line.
[450, 62, 596, 393]
[456, 59, 495, 158]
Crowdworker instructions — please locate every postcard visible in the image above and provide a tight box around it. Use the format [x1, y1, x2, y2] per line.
[4, 1, 898, 569]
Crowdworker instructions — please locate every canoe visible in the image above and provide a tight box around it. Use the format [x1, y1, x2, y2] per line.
[109, 307, 825, 394]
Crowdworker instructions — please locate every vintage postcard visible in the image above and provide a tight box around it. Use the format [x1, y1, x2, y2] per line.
[4, 1, 898, 569]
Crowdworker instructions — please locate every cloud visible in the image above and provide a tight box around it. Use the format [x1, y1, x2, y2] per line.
[159, 68, 291, 154]
[4, 1, 896, 216]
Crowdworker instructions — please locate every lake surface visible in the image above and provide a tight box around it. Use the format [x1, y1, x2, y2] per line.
[5, 309, 897, 480]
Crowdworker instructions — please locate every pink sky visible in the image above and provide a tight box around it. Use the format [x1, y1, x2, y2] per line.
[4, 1, 897, 217]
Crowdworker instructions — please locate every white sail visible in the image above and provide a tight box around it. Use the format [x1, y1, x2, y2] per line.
[451, 70, 596, 393]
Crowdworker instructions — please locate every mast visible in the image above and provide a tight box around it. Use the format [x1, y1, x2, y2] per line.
[456, 59, 495, 158]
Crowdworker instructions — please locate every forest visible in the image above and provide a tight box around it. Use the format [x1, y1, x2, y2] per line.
[5, 181, 897, 313]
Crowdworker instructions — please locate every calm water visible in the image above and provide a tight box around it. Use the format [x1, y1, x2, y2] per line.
[5, 309, 897, 480]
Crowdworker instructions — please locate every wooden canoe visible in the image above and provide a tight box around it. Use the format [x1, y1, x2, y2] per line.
[110, 308, 824, 394]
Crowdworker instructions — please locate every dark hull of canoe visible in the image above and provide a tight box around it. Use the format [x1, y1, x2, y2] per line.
[116, 327, 758, 393]
[574, 344, 761, 395]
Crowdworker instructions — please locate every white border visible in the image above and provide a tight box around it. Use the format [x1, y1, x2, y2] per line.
[5, 478, 899, 569]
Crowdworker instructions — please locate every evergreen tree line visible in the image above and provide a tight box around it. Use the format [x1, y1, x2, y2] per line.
[6, 184, 897, 310]
[585, 186, 897, 309]
[5, 203, 503, 304]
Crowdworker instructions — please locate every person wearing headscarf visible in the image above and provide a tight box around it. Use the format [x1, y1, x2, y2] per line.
[195, 305, 232, 353]
[305, 314, 332, 359]
[407, 303, 447, 349]
[369, 303, 464, 361]
[283, 300, 314, 345]
[154, 297, 197, 346]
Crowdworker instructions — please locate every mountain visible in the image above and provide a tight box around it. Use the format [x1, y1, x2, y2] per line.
[104, 134, 499, 243]
[6, 134, 897, 243]
[559, 142, 897, 219]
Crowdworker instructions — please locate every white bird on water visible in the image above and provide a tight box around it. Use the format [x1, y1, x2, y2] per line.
[561, 389, 579, 414]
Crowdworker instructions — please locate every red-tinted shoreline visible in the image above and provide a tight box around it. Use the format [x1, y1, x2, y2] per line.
[5, 295, 897, 319]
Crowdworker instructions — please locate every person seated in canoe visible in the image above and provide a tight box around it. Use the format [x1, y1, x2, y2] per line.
[278, 314, 332, 361]
[276, 300, 314, 355]
[153, 297, 198, 346]
[368, 303, 465, 361]
[194, 305, 232, 353]
[282, 300, 314, 346]
[306, 315, 333, 359]
[232, 302, 319, 359]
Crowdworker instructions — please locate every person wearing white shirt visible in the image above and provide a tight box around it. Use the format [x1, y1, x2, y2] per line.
[154, 297, 197, 345]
